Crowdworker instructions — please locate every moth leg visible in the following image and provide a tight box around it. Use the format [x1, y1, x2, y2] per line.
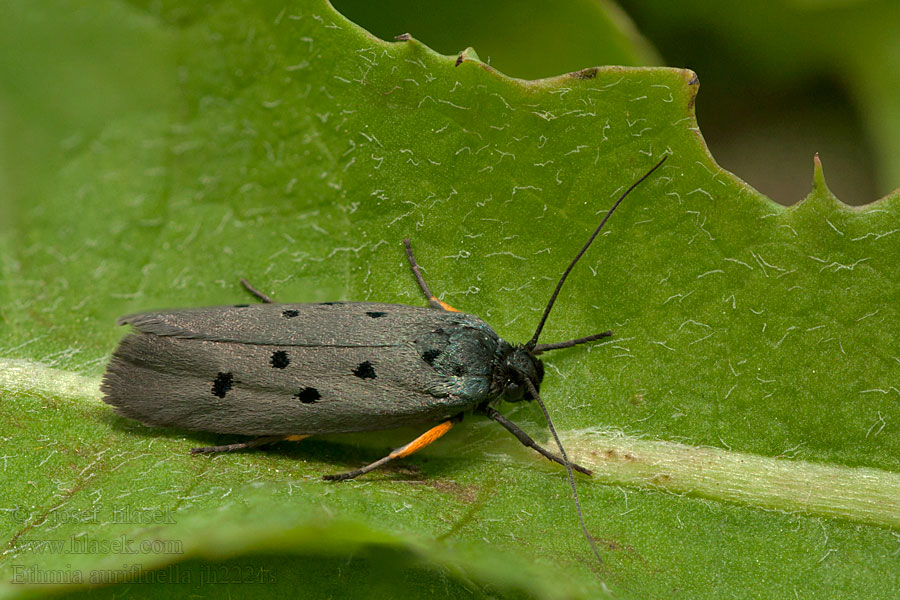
[482, 407, 593, 476]
[403, 238, 459, 312]
[239, 278, 276, 303]
[323, 414, 462, 481]
[190, 434, 308, 454]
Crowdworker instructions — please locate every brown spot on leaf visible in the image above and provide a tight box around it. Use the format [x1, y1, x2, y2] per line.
[572, 67, 599, 80]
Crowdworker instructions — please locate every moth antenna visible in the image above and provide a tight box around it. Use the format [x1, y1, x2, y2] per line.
[526, 154, 669, 350]
[524, 377, 602, 565]
[531, 330, 612, 355]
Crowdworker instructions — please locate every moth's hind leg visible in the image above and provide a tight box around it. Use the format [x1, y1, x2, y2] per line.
[324, 414, 462, 481]
[191, 434, 308, 454]
[403, 238, 459, 312]
[239, 278, 277, 303]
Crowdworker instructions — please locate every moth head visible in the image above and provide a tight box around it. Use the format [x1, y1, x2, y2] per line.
[498, 346, 544, 403]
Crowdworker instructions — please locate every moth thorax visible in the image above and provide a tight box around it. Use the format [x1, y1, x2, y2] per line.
[493, 344, 545, 403]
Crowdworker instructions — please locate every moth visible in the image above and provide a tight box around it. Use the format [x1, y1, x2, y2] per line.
[101, 155, 668, 561]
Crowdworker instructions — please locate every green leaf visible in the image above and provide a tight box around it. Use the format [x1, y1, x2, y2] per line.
[331, 0, 661, 79]
[2, 1, 899, 598]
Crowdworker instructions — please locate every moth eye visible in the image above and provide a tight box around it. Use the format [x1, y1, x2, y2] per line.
[282, 309, 299, 318]
[270, 350, 290, 369]
[212, 372, 234, 398]
[353, 361, 376, 379]
[453, 364, 467, 377]
[295, 387, 321, 404]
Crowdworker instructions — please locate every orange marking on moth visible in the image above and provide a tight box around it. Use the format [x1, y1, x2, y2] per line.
[389, 420, 456, 459]
[434, 298, 459, 312]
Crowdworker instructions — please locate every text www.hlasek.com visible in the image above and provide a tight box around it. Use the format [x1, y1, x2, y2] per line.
[12, 535, 183, 555]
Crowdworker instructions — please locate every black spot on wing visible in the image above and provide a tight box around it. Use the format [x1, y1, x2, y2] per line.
[365, 311, 387, 318]
[233, 304, 250, 308]
[353, 361, 376, 379]
[417, 328, 450, 368]
[453, 364, 467, 376]
[212, 372, 233, 398]
[422, 349, 441, 366]
[271, 350, 290, 369]
[282, 309, 299, 318]
[295, 387, 321, 404]
[319, 301, 343, 306]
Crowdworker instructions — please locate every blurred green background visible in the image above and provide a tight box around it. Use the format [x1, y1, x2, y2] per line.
[334, 0, 900, 206]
